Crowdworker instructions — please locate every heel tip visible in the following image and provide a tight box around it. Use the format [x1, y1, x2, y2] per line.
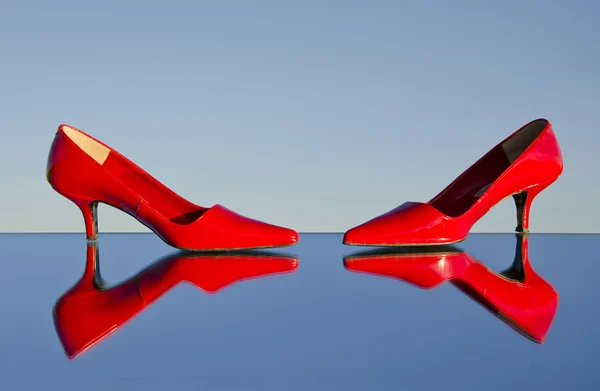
[86, 234, 99, 241]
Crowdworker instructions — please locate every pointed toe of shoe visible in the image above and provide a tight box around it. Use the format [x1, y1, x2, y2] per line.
[249, 221, 299, 248]
[343, 224, 376, 246]
[192, 204, 298, 250]
[344, 202, 463, 246]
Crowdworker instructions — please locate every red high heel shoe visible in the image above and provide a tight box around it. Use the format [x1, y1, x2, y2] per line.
[53, 244, 298, 359]
[46, 124, 298, 250]
[344, 235, 559, 343]
[343, 118, 563, 246]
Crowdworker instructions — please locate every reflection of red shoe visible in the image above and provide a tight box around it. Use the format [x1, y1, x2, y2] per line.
[344, 119, 563, 246]
[344, 235, 558, 343]
[53, 244, 299, 359]
[46, 124, 298, 250]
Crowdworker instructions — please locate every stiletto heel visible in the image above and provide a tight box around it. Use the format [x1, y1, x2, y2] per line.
[46, 124, 298, 250]
[513, 182, 549, 233]
[344, 118, 563, 246]
[67, 195, 99, 241]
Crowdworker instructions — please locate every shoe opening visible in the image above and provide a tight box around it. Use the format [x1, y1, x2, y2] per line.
[429, 119, 549, 217]
[501, 119, 548, 164]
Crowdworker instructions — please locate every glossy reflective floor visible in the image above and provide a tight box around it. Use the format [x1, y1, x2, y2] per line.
[0, 233, 598, 390]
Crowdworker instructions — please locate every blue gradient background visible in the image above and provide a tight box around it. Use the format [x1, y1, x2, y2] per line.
[1, 0, 598, 233]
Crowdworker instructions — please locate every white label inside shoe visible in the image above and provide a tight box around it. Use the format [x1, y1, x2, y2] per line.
[62, 126, 110, 165]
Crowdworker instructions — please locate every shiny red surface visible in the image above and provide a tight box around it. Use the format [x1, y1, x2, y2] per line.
[46, 124, 298, 250]
[53, 246, 298, 359]
[343, 118, 563, 246]
[344, 235, 558, 343]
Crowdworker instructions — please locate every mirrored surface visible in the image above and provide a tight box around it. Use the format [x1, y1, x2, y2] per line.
[0, 233, 598, 390]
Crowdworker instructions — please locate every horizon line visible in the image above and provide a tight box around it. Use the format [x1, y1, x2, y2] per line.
[0, 232, 598, 235]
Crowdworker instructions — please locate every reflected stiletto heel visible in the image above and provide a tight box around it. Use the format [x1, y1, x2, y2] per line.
[46, 124, 298, 250]
[344, 118, 563, 246]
